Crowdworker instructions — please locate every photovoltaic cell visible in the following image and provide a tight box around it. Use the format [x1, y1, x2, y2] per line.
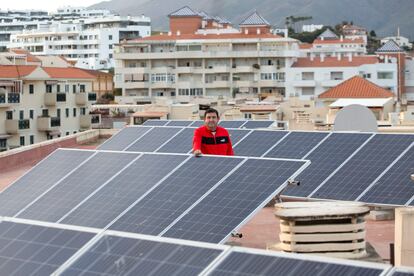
[227, 129, 250, 146]
[98, 126, 151, 151]
[190, 120, 204, 127]
[125, 127, 181, 152]
[166, 120, 193, 127]
[60, 154, 188, 228]
[61, 235, 222, 276]
[233, 130, 288, 157]
[242, 120, 274, 129]
[142, 120, 169, 126]
[389, 268, 414, 276]
[360, 146, 414, 205]
[313, 134, 414, 201]
[163, 159, 306, 243]
[265, 132, 329, 159]
[0, 149, 94, 217]
[283, 133, 372, 198]
[209, 251, 385, 276]
[0, 221, 94, 276]
[109, 156, 242, 235]
[157, 128, 194, 153]
[219, 121, 246, 128]
[17, 152, 138, 222]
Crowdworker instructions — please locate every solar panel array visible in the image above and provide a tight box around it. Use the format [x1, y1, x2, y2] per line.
[143, 119, 275, 129]
[101, 125, 414, 206]
[0, 218, 394, 276]
[0, 149, 308, 244]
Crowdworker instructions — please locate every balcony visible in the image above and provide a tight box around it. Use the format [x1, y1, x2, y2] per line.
[151, 82, 175, 89]
[175, 67, 194, 73]
[80, 114, 101, 129]
[292, 80, 317, 87]
[44, 92, 66, 106]
[321, 79, 342, 87]
[0, 93, 20, 108]
[233, 65, 255, 73]
[205, 81, 231, 88]
[75, 93, 87, 105]
[259, 80, 285, 87]
[234, 80, 256, 87]
[37, 116, 60, 131]
[5, 119, 30, 134]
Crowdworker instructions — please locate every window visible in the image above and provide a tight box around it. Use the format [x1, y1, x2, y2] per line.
[30, 135, 34, 145]
[42, 109, 49, 117]
[20, 136, 25, 146]
[66, 132, 70, 136]
[244, 113, 252, 119]
[109, 44, 113, 49]
[178, 88, 203, 96]
[377, 72, 393, 79]
[29, 109, 34, 119]
[29, 84, 34, 94]
[80, 84, 85, 92]
[73, 108, 77, 117]
[57, 84, 60, 92]
[19, 110, 24, 120]
[302, 87, 315, 96]
[108, 35, 113, 40]
[80, 108, 86, 115]
[330, 71, 343, 80]
[301, 72, 314, 80]
[73, 84, 76, 93]
[46, 84, 53, 93]
[65, 108, 69, 118]
[57, 108, 61, 118]
[109, 54, 113, 58]
[6, 111, 13, 120]
[65, 84, 69, 93]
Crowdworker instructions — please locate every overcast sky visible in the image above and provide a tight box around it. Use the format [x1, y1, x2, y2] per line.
[1, 0, 103, 12]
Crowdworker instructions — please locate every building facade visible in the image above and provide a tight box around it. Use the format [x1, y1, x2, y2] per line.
[0, 65, 99, 150]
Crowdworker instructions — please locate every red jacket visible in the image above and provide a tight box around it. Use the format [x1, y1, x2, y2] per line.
[193, 125, 234, 156]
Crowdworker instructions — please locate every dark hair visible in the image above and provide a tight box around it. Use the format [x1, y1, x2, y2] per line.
[204, 108, 219, 118]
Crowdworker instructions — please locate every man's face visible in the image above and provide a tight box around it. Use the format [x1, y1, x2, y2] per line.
[204, 112, 219, 130]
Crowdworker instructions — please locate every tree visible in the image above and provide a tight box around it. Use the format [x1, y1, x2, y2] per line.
[369, 30, 377, 37]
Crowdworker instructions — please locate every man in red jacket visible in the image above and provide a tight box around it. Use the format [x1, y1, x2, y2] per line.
[193, 108, 234, 156]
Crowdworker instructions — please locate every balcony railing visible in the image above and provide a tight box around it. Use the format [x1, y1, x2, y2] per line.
[0, 93, 20, 106]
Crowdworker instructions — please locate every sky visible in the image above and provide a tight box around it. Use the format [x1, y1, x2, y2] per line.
[0, 0, 103, 12]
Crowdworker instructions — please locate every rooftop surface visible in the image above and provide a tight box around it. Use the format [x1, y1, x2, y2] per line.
[0, 139, 394, 263]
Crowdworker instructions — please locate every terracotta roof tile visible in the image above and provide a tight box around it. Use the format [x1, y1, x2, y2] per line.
[0, 65, 38, 78]
[313, 38, 364, 44]
[132, 32, 281, 41]
[299, 43, 312, 49]
[292, 56, 378, 67]
[9, 49, 41, 62]
[318, 76, 395, 99]
[42, 67, 96, 79]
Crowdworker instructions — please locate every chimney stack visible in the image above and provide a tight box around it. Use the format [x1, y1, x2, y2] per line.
[320, 54, 325, 62]
[257, 28, 261, 35]
[348, 53, 353, 62]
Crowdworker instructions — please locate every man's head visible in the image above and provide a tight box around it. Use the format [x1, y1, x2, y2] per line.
[204, 108, 219, 131]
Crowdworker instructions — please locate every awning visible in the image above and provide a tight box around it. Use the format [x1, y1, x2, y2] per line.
[0, 81, 15, 86]
[47, 130, 61, 136]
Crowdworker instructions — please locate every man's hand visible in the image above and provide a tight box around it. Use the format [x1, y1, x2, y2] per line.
[193, 149, 202, 157]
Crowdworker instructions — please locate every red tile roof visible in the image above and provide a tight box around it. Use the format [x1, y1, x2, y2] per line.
[318, 76, 395, 99]
[131, 32, 281, 42]
[299, 43, 312, 49]
[42, 67, 96, 79]
[292, 56, 378, 67]
[9, 49, 41, 62]
[0, 65, 38, 78]
[313, 38, 364, 44]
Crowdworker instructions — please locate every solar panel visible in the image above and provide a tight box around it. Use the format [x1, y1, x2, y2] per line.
[0, 220, 94, 276]
[219, 120, 246, 128]
[227, 129, 250, 146]
[108, 156, 242, 235]
[98, 126, 152, 151]
[190, 120, 204, 127]
[0, 149, 94, 217]
[208, 249, 388, 276]
[157, 128, 194, 153]
[142, 119, 169, 126]
[166, 120, 193, 127]
[125, 127, 181, 152]
[16, 152, 139, 222]
[60, 154, 189, 228]
[162, 159, 307, 243]
[359, 145, 414, 205]
[60, 234, 223, 276]
[265, 131, 329, 159]
[233, 130, 288, 157]
[388, 267, 414, 276]
[242, 120, 274, 129]
[283, 133, 372, 198]
[312, 134, 414, 201]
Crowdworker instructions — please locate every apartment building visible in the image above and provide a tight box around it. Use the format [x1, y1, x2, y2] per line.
[114, 6, 299, 104]
[286, 55, 398, 101]
[0, 65, 99, 151]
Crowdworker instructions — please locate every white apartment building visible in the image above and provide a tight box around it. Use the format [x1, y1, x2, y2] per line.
[8, 15, 151, 70]
[114, 7, 299, 104]
[0, 65, 99, 150]
[285, 55, 398, 102]
[381, 36, 412, 50]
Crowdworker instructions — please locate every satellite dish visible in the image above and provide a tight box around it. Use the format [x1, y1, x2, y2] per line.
[333, 104, 377, 132]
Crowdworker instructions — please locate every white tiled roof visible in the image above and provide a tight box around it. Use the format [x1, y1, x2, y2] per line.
[198, 11, 213, 20]
[239, 11, 270, 26]
[318, 29, 338, 39]
[214, 16, 231, 24]
[169, 6, 200, 17]
[376, 40, 404, 53]
[329, 98, 393, 108]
